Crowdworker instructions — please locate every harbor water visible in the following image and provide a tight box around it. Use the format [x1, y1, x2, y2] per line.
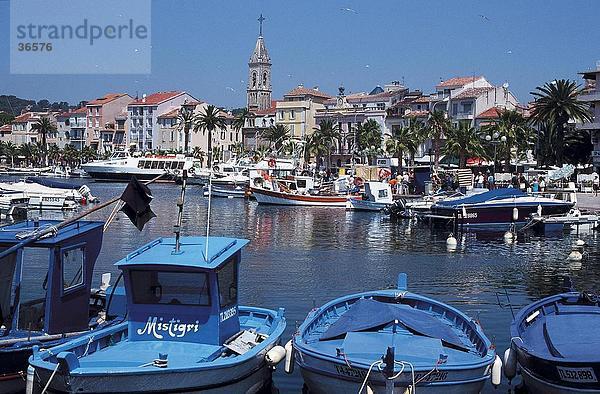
[15, 178, 600, 393]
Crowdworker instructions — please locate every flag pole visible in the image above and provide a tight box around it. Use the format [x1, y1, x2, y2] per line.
[0, 172, 166, 261]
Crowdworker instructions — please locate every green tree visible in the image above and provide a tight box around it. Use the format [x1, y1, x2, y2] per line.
[4, 142, 18, 167]
[194, 105, 226, 167]
[0, 112, 15, 126]
[443, 124, 487, 168]
[426, 110, 451, 169]
[80, 146, 97, 163]
[312, 119, 341, 169]
[530, 79, 592, 166]
[177, 107, 196, 154]
[354, 119, 382, 164]
[260, 124, 289, 152]
[482, 109, 534, 170]
[385, 121, 424, 168]
[31, 116, 57, 166]
[232, 108, 250, 134]
[62, 144, 80, 167]
[20, 143, 39, 166]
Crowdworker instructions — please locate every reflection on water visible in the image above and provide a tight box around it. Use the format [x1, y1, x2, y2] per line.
[14, 178, 600, 393]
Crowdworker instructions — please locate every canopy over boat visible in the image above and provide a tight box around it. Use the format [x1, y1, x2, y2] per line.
[436, 188, 525, 207]
[320, 298, 467, 350]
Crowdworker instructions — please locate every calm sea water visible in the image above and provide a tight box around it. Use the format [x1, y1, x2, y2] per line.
[15, 177, 600, 393]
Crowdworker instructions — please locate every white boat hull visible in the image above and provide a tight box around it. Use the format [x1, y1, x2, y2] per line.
[347, 199, 390, 211]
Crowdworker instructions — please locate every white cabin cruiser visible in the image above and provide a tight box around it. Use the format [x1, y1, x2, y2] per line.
[0, 179, 96, 210]
[81, 151, 198, 182]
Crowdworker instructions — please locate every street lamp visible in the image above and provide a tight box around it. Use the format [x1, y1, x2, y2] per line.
[483, 133, 507, 175]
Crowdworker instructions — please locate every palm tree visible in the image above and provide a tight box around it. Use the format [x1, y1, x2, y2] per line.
[354, 119, 382, 164]
[47, 144, 60, 165]
[233, 108, 250, 133]
[530, 79, 592, 166]
[443, 124, 487, 168]
[194, 105, 226, 167]
[62, 144, 80, 167]
[385, 124, 420, 169]
[4, 142, 17, 167]
[177, 107, 196, 154]
[483, 109, 534, 171]
[31, 116, 56, 166]
[80, 146, 97, 163]
[426, 110, 450, 169]
[260, 124, 289, 152]
[312, 119, 341, 169]
[20, 143, 38, 166]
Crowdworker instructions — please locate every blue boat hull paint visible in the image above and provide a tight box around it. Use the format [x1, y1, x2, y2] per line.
[294, 288, 495, 394]
[510, 292, 600, 393]
[28, 307, 285, 394]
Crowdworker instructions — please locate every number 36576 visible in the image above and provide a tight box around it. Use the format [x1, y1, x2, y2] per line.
[17, 43, 53, 51]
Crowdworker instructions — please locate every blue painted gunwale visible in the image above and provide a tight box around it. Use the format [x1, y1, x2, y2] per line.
[294, 287, 495, 387]
[510, 292, 600, 391]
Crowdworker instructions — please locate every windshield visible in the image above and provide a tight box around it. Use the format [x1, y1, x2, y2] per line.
[17, 248, 48, 331]
[130, 270, 210, 306]
[217, 258, 237, 308]
[0, 249, 17, 329]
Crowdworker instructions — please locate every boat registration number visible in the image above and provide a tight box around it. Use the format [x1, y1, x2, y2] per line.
[42, 197, 61, 202]
[414, 370, 448, 382]
[334, 365, 367, 379]
[557, 366, 598, 383]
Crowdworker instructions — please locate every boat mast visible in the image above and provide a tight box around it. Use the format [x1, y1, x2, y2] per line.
[204, 154, 213, 261]
[174, 170, 187, 252]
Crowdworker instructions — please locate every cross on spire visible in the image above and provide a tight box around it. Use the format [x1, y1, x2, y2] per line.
[258, 14, 265, 36]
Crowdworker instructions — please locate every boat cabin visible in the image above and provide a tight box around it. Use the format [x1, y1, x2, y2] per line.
[115, 236, 248, 345]
[364, 182, 393, 203]
[0, 220, 104, 336]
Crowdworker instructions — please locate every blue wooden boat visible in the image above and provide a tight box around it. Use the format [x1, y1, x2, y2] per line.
[27, 235, 287, 393]
[505, 290, 600, 393]
[0, 220, 110, 393]
[291, 274, 500, 393]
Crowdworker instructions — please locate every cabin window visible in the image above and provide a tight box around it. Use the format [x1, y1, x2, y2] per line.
[62, 245, 85, 292]
[157, 161, 165, 169]
[130, 270, 210, 306]
[177, 161, 185, 170]
[151, 161, 159, 169]
[378, 189, 388, 198]
[297, 179, 307, 188]
[144, 161, 152, 169]
[138, 160, 145, 169]
[217, 258, 237, 308]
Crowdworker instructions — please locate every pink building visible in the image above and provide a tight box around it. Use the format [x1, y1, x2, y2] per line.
[86, 93, 133, 152]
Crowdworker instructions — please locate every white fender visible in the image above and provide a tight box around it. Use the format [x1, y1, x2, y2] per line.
[575, 239, 585, 247]
[284, 340, 294, 374]
[568, 250, 583, 261]
[512, 207, 519, 221]
[26, 366, 34, 394]
[446, 233, 457, 246]
[265, 345, 286, 366]
[504, 231, 514, 242]
[491, 354, 503, 386]
[504, 347, 517, 381]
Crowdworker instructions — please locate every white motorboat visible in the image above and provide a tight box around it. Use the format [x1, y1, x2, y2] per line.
[203, 185, 247, 198]
[0, 193, 29, 218]
[0, 180, 96, 210]
[347, 182, 393, 211]
[81, 151, 199, 182]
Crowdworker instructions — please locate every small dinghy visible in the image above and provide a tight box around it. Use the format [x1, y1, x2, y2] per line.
[292, 273, 500, 394]
[505, 285, 600, 393]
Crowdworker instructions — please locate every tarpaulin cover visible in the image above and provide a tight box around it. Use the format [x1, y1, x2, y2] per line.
[436, 188, 525, 208]
[319, 298, 467, 350]
[26, 177, 76, 190]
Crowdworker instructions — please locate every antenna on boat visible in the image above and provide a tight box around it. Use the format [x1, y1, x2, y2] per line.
[174, 170, 187, 253]
[204, 152, 214, 261]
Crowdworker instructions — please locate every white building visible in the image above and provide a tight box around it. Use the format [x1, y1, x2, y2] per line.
[127, 91, 197, 151]
[578, 63, 600, 172]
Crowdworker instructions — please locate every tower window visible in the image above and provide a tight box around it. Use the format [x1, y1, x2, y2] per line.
[263, 72, 268, 86]
[252, 72, 257, 87]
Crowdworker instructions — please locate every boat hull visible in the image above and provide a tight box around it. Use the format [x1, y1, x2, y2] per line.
[83, 169, 174, 182]
[299, 363, 488, 394]
[521, 366, 600, 394]
[251, 187, 352, 207]
[347, 199, 390, 211]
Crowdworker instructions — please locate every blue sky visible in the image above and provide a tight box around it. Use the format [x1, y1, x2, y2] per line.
[1, 0, 599, 108]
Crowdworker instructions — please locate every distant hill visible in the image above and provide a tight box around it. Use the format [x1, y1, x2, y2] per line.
[0, 95, 71, 116]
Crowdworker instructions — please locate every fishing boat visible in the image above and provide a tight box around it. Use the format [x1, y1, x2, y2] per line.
[429, 188, 574, 228]
[0, 220, 112, 393]
[346, 182, 393, 211]
[27, 235, 287, 393]
[81, 151, 198, 182]
[291, 273, 500, 393]
[28, 172, 287, 394]
[505, 286, 600, 393]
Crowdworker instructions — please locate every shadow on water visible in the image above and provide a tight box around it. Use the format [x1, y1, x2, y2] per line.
[10, 177, 599, 393]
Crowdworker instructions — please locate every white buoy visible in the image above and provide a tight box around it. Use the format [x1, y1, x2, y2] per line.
[503, 347, 517, 382]
[512, 207, 519, 221]
[504, 231, 515, 242]
[568, 250, 583, 261]
[575, 239, 586, 247]
[446, 233, 457, 247]
[491, 355, 503, 386]
[265, 345, 286, 366]
[284, 340, 295, 374]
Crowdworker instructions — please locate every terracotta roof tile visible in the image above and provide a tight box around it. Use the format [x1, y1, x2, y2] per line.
[254, 100, 278, 116]
[130, 91, 184, 105]
[436, 76, 484, 88]
[0, 124, 12, 132]
[157, 108, 181, 119]
[413, 96, 431, 103]
[87, 93, 128, 106]
[13, 113, 33, 123]
[476, 107, 502, 119]
[453, 87, 494, 99]
[284, 87, 333, 99]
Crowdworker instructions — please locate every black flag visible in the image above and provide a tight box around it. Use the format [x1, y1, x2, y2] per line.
[120, 177, 156, 231]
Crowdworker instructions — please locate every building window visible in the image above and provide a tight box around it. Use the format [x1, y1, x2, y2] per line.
[289, 124, 295, 134]
[452, 103, 458, 115]
[221, 131, 225, 140]
[290, 110, 295, 119]
[278, 111, 284, 120]
[230, 132, 233, 141]
[463, 103, 472, 114]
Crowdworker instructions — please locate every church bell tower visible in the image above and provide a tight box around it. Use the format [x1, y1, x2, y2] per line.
[247, 14, 272, 111]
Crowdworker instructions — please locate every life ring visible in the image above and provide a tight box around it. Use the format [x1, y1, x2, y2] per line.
[378, 168, 391, 179]
[268, 158, 276, 168]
